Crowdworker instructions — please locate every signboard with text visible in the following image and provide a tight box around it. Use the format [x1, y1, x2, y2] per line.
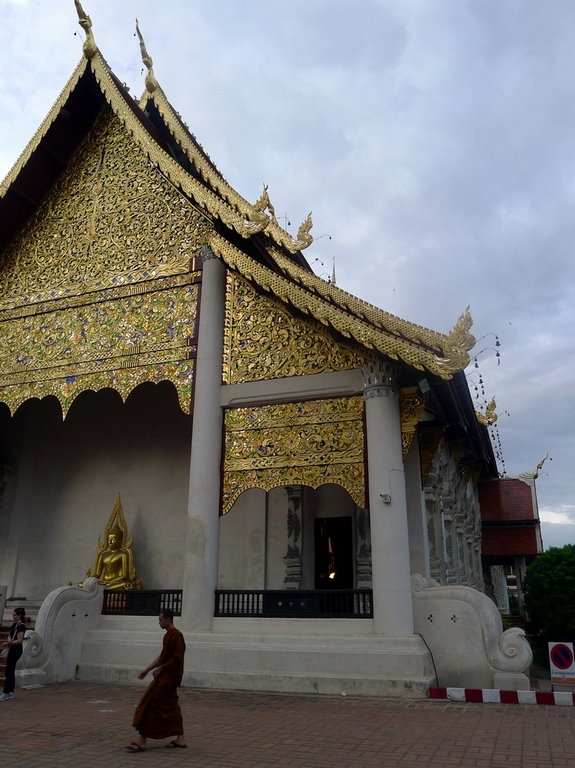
[548, 642, 575, 685]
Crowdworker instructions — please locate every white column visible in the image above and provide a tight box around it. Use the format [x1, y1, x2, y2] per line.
[181, 247, 226, 631]
[362, 361, 414, 636]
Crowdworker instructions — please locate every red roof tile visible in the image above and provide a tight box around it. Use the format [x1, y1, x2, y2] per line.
[479, 478, 536, 522]
[481, 526, 540, 556]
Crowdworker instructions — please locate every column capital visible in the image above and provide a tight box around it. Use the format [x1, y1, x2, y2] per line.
[361, 360, 399, 399]
[200, 244, 218, 262]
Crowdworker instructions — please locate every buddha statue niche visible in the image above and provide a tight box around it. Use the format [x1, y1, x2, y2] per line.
[84, 496, 142, 590]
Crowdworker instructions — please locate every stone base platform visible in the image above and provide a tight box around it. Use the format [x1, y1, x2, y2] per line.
[77, 616, 435, 698]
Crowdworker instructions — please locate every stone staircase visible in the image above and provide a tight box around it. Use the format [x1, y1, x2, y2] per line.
[502, 614, 527, 630]
[2, 600, 41, 627]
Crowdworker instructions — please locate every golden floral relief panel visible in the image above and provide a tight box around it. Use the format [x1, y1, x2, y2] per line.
[222, 397, 366, 513]
[0, 106, 212, 309]
[0, 282, 198, 381]
[223, 272, 371, 384]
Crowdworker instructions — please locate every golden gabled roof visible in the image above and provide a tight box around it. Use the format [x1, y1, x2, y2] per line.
[132, 17, 311, 256]
[143, 86, 315, 254]
[0, 58, 89, 201]
[211, 233, 475, 379]
[128, 24, 474, 377]
[0, 19, 474, 381]
[140, 63, 475, 378]
[0, 49, 305, 254]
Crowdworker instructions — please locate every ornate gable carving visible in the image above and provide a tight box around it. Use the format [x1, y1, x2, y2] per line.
[0, 106, 211, 416]
[0, 106, 211, 307]
[223, 272, 372, 384]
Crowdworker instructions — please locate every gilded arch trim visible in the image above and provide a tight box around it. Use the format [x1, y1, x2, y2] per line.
[222, 397, 366, 514]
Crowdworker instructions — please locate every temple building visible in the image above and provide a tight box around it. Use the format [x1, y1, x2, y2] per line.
[480, 469, 545, 616]
[0, 6, 533, 695]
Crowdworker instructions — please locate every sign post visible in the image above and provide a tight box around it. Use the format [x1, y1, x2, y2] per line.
[548, 642, 575, 687]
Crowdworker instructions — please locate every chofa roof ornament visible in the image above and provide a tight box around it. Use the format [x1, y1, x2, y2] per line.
[433, 306, 476, 374]
[476, 396, 498, 427]
[136, 18, 158, 94]
[253, 184, 278, 226]
[74, 0, 97, 59]
[291, 212, 313, 251]
[250, 187, 313, 250]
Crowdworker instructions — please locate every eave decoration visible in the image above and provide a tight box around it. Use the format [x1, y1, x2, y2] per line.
[400, 387, 426, 460]
[222, 397, 366, 514]
[212, 235, 475, 380]
[223, 272, 372, 384]
[0, 5, 477, 422]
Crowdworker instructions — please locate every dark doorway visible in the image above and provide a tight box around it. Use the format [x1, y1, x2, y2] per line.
[314, 517, 353, 589]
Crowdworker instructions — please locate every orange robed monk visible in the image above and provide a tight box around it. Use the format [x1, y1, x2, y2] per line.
[125, 609, 187, 752]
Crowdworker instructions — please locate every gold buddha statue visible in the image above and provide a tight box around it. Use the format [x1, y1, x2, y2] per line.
[84, 496, 142, 590]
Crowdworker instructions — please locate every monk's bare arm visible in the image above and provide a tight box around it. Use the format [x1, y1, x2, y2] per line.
[138, 654, 161, 679]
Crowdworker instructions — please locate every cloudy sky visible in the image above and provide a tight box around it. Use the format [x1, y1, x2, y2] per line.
[1, 0, 574, 549]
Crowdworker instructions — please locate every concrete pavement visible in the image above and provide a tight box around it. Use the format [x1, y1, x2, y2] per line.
[1, 681, 575, 767]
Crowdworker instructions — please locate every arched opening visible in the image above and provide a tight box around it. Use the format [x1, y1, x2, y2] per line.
[0, 381, 191, 600]
[218, 483, 371, 592]
[314, 516, 353, 590]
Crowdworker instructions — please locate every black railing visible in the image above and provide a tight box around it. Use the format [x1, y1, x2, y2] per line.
[214, 589, 373, 618]
[102, 589, 183, 616]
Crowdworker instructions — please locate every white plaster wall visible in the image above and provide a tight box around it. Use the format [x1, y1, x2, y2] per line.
[220, 483, 361, 592]
[0, 382, 191, 599]
[218, 488, 266, 589]
[0, 463, 16, 592]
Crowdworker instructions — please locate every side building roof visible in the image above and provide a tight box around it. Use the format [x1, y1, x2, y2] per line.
[479, 476, 543, 558]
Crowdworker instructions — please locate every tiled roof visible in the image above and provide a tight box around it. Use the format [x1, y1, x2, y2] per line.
[481, 526, 540, 557]
[0, 48, 476, 381]
[479, 478, 536, 522]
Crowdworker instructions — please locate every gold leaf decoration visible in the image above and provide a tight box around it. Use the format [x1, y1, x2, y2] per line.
[222, 397, 365, 513]
[212, 234, 473, 379]
[0, 107, 210, 306]
[223, 272, 370, 383]
[0, 105, 207, 416]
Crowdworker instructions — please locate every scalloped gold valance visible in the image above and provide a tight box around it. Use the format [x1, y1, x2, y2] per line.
[222, 397, 366, 514]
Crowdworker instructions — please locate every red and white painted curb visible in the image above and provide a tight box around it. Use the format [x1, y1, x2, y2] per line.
[429, 687, 575, 706]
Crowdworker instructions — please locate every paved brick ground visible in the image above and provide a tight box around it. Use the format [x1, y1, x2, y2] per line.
[1, 682, 575, 767]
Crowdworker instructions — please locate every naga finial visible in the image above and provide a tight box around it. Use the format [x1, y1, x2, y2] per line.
[292, 212, 314, 251]
[136, 18, 158, 94]
[533, 452, 550, 479]
[74, 0, 97, 59]
[446, 306, 476, 352]
[253, 184, 278, 225]
[476, 396, 497, 427]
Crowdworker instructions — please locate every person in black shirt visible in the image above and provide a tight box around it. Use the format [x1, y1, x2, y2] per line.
[0, 607, 26, 701]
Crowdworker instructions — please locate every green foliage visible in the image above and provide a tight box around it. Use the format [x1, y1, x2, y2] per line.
[508, 593, 520, 616]
[524, 544, 575, 643]
[528, 636, 550, 669]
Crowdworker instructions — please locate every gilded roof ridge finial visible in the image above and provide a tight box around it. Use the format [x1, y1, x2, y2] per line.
[254, 184, 278, 226]
[292, 212, 314, 251]
[136, 18, 158, 94]
[476, 396, 497, 427]
[533, 452, 550, 479]
[445, 306, 475, 350]
[74, 0, 97, 59]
